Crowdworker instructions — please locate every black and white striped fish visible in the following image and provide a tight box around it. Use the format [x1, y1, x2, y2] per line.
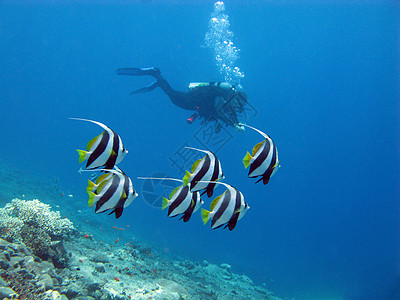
[87, 169, 137, 219]
[70, 118, 128, 170]
[201, 182, 249, 231]
[182, 147, 224, 197]
[138, 177, 203, 222]
[241, 123, 280, 185]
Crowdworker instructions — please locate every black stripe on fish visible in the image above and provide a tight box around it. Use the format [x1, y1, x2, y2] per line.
[104, 129, 120, 169]
[249, 139, 270, 177]
[206, 152, 221, 197]
[168, 185, 190, 217]
[95, 174, 121, 213]
[87, 130, 109, 169]
[191, 155, 211, 190]
[115, 173, 130, 208]
[211, 189, 232, 229]
[259, 144, 278, 185]
[107, 173, 133, 218]
[180, 192, 198, 222]
[226, 188, 242, 231]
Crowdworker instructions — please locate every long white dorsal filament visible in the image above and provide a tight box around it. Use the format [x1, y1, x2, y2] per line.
[239, 123, 269, 139]
[197, 180, 232, 189]
[137, 177, 183, 183]
[69, 117, 110, 132]
[184, 146, 210, 154]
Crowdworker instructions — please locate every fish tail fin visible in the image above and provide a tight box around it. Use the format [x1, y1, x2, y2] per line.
[162, 197, 170, 210]
[201, 209, 211, 225]
[87, 191, 96, 207]
[77, 149, 89, 164]
[182, 170, 191, 186]
[242, 151, 252, 168]
[86, 180, 96, 193]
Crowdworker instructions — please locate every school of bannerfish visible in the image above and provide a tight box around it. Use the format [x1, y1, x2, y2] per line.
[71, 118, 280, 230]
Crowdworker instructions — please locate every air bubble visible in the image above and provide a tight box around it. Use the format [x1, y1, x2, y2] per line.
[204, 1, 244, 84]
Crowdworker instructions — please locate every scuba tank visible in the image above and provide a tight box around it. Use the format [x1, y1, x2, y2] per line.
[188, 82, 234, 91]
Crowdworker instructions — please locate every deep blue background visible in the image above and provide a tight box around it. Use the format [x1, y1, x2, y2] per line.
[1, 1, 399, 299]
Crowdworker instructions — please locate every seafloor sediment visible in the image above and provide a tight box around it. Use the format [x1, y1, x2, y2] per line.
[0, 197, 287, 300]
[0, 161, 289, 300]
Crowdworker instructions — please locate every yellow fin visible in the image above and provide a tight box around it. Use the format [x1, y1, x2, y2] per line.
[210, 192, 225, 211]
[182, 170, 191, 186]
[169, 185, 181, 199]
[201, 209, 211, 225]
[87, 191, 96, 207]
[96, 173, 111, 184]
[162, 197, 169, 210]
[77, 149, 88, 164]
[86, 132, 103, 151]
[97, 177, 110, 193]
[191, 156, 204, 173]
[86, 180, 96, 193]
[252, 140, 265, 156]
[242, 151, 252, 169]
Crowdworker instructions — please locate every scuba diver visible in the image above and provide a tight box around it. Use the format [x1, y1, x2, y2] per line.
[116, 67, 247, 133]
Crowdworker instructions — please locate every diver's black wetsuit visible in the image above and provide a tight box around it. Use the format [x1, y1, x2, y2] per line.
[117, 67, 247, 132]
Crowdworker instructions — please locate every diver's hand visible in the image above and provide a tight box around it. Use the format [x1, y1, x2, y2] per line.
[234, 124, 245, 133]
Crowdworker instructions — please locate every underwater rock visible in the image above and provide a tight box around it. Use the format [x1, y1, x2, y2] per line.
[0, 252, 10, 262]
[158, 279, 189, 299]
[0, 277, 6, 287]
[94, 264, 106, 273]
[0, 286, 17, 299]
[75, 296, 96, 300]
[59, 284, 81, 299]
[16, 268, 35, 280]
[220, 262, 231, 270]
[0, 261, 9, 271]
[43, 290, 68, 300]
[50, 240, 70, 269]
[38, 273, 54, 290]
[15, 243, 31, 256]
[85, 282, 101, 293]
[240, 274, 254, 284]
[20, 224, 52, 260]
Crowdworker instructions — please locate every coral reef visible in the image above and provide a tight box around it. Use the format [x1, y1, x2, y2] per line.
[0, 198, 74, 267]
[0, 198, 286, 299]
[1, 199, 74, 239]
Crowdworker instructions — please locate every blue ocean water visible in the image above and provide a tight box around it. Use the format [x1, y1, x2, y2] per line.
[0, 1, 399, 299]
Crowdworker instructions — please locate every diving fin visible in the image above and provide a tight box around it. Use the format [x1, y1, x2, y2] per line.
[130, 80, 158, 95]
[116, 67, 160, 77]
